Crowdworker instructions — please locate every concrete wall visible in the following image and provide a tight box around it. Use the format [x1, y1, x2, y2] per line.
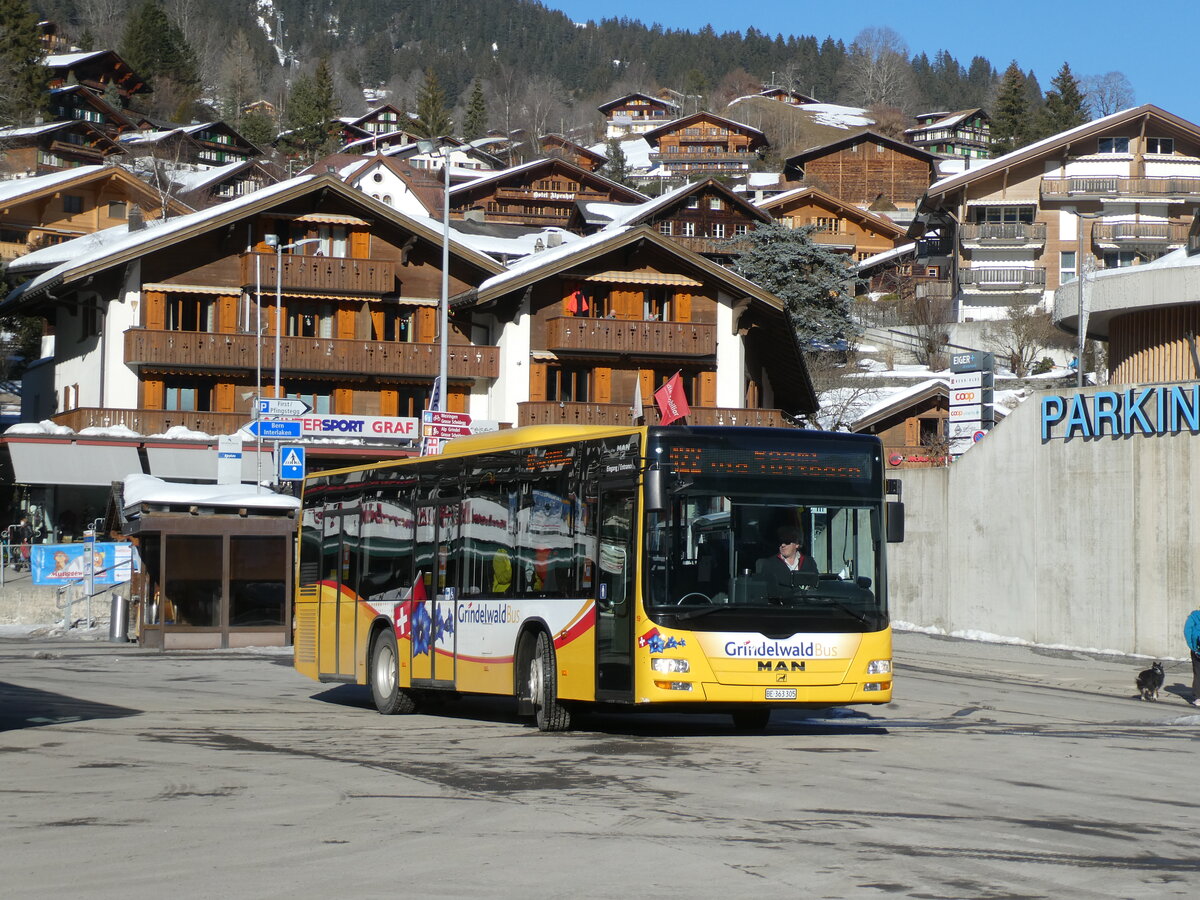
[888, 383, 1199, 658]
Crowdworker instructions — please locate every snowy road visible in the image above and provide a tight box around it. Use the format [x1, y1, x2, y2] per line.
[0, 631, 1196, 899]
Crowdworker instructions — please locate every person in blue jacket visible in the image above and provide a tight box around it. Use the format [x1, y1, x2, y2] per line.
[1185, 609, 1200, 707]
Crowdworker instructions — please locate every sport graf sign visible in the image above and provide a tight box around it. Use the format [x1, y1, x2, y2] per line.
[948, 351, 994, 459]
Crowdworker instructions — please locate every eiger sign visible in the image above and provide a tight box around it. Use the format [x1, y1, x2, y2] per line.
[1041, 385, 1200, 442]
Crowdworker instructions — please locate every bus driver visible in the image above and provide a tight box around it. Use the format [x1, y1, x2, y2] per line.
[757, 526, 818, 593]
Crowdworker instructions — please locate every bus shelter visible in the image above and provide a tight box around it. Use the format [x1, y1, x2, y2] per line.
[114, 475, 300, 650]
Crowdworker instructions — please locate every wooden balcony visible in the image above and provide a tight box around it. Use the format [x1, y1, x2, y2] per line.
[958, 267, 1046, 290]
[1041, 176, 1200, 200]
[1092, 222, 1191, 244]
[519, 401, 789, 428]
[54, 407, 247, 436]
[915, 280, 954, 301]
[240, 253, 395, 295]
[124, 328, 499, 379]
[808, 231, 857, 250]
[492, 187, 608, 202]
[670, 235, 754, 255]
[545, 316, 716, 357]
[960, 223, 1047, 244]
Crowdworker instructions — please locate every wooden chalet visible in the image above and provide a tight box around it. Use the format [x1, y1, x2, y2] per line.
[338, 104, 414, 144]
[448, 158, 647, 230]
[0, 165, 189, 262]
[851, 380, 951, 469]
[2, 175, 506, 433]
[573, 178, 772, 258]
[906, 109, 992, 159]
[643, 112, 768, 178]
[44, 50, 150, 103]
[173, 160, 280, 209]
[759, 87, 819, 106]
[784, 130, 939, 212]
[759, 186, 907, 262]
[118, 121, 261, 168]
[598, 92, 680, 138]
[0, 120, 124, 176]
[454, 226, 817, 428]
[48, 85, 138, 138]
[540, 134, 607, 172]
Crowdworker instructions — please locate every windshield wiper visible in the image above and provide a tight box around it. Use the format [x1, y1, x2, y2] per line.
[667, 604, 727, 621]
[809, 599, 870, 625]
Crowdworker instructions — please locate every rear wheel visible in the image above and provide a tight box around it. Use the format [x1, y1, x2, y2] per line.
[370, 631, 415, 715]
[529, 631, 572, 732]
[731, 708, 771, 731]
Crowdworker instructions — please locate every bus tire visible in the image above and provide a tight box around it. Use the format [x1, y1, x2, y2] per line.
[529, 631, 571, 732]
[731, 708, 771, 731]
[370, 630, 415, 715]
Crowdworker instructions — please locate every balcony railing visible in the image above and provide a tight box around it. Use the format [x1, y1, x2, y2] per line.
[960, 223, 1047, 243]
[544, 316, 716, 356]
[124, 328, 499, 379]
[54, 407, 248, 436]
[519, 402, 789, 428]
[1041, 176, 1200, 200]
[958, 267, 1047, 290]
[915, 280, 955, 301]
[669, 235, 754, 255]
[240, 253, 395, 295]
[1091, 222, 1191, 243]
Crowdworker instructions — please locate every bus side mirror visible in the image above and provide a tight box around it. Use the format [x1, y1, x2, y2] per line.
[886, 501, 905, 543]
[644, 467, 665, 512]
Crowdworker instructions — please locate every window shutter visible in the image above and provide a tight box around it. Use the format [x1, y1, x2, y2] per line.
[594, 367, 611, 404]
[142, 379, 164, 409]
[337, 305, 356, 340]
[144, 291, 165, 330]
[379, 389, 398, 417]
[674, 291, 691, 322]
[350, 229, 370, 259]
[214, 382, 236, 413]
[639, 369, 654, 404]
[417, 307, 436, 343]
[613, 288, 639, 320]
[333, 388, 354, 413]
[700, 371, 716, 407]
[529, 362, 547, 402]
[218, 295, 238, 334]
[370, 307, 385, 341]
[449, 387, 468, 413]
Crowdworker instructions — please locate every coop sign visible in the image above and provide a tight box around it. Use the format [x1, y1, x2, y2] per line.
[1040, 385, 1200, 442]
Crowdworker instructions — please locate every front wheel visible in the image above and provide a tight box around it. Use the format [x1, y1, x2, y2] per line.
[528, 631, 572, 732]
[370, 631, 415, 715]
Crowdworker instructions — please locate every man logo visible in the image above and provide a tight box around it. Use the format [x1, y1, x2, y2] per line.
[777, 673, 787, 682]
[758, 661, 806, 672]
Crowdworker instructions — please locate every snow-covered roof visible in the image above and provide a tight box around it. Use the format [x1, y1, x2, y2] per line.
[0, 121, 75, 139]
[9, 222, 136, 271]
[450, 227, 581, 259]
[855, 242, 916, 271]
[43, 51, 108, 68]
[169, 161, 249, 192]
[476, 227, 632, 294]
[0, 165, 106, 204]
[123, 473, 300, 511]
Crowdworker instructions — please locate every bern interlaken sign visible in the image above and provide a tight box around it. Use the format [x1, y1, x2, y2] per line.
[1041, 384, 1200, 442]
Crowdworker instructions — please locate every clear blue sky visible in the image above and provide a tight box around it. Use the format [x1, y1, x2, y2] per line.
[543, 0, 1198, 123]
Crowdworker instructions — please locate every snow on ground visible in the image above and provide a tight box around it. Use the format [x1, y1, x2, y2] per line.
[892, 620, 1180, 662]
[801, 103, 873, 129]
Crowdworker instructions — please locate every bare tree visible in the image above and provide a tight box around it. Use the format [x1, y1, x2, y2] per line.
[983, 305, 1070, 377]
[840, 27, 916, 111]
[866, 104, 913, 141]
[804, 347, 890, 432]
[76, 0, 130, 51]
[515, 74, 568, 143]
[1082, 71, 1135, 117]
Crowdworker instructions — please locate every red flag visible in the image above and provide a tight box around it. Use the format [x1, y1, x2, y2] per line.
[654, 372, 690, 425]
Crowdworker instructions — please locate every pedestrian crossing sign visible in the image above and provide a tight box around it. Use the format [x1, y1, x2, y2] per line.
[279, 445, 306, 481]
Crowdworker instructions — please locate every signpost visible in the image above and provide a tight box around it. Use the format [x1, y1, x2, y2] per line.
[420, 411, 499, 454]
[278, 445, 306, 482]
[948, 353, 995, 459]
[241, 419, 302, 440]
[258, 398, 311, 418]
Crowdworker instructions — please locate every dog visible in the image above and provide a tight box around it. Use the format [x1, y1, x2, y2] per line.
[1136, 661, 1164, 701]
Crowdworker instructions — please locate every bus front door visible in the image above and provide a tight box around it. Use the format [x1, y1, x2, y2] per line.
[596, 483, 635, 700]
[411, 500, 458, 686]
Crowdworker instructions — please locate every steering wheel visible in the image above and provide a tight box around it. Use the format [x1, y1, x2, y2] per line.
[676, 591, 712, 606]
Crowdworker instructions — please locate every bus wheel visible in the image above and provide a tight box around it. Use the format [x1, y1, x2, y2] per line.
[529, 631, 572, 732]
[371, 631, 415, 715]
[731, 709, 771, 731]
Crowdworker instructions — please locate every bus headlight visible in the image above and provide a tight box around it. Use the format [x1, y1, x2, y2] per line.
[867, 659, 892, 675]
[651, 658, 690, 674]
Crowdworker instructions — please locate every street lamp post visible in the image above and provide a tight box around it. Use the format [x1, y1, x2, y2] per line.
[1073, 210, 1105, 389]
[418, 138, 452, 412]
[263, 235, 321, 397]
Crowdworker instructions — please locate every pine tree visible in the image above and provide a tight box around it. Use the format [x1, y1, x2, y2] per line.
[120, 0, 200, 119]
[0, 0, 48, 127]
[1040, 62, 1089, 138]
[462, 77, 487, 140]
[412, 68, 451, 140]
[283, 58, 338, 161]
[218, 32, 260, 128]
[603, 138, 628, 185]
[732, 223, 856, 346]
[990, 62, 1031, 155]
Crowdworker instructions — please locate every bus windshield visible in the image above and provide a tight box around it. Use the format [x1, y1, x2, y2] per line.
[646, 494, 884, 631]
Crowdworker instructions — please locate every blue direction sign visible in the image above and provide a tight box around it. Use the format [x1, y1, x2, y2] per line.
[241, 419, 301, 439]
[278, 445, 306, 481]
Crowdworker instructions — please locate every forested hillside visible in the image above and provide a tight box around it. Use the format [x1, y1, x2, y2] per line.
[21, 0, 1135, 146]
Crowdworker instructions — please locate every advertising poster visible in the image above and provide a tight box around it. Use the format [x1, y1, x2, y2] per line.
[30, 543, 137, 586]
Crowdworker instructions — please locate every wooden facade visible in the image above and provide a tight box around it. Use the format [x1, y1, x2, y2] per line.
[540, 134, 607, 172]
[48, 85, 137, 138]
[906, 109, 992, 159]
[760, 186, 906, 262]
[598, 92, 679, 137]
[448, 158, 646, 229]
[0, 121, 124, 177]
[785, 130, 938, 211]
[44, 49, 150, 102]
[851, 381, 950, 469]
[644, 112, 768, 177]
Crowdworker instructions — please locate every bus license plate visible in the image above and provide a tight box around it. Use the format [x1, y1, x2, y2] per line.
[765, 688, 796, 699]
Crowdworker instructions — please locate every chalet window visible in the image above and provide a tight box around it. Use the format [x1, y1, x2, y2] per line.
[708, 197, 723, 210]
[682, 222, 696, 237]
[545, 366, 590, 403]
[284, 384, 332, 414]
[108, 201, 127, 219]
[316, 224, 348, 257]
[658, 221, 673, 236]
[850, 145, 859, 153]
[711, 223, 725, 238]
[63, 195, 83, 214]
[926, 266, 940, 278]
[165, 295, 216, 332]
[642, 288, 671, 321]
[876, 144, 885, 153]
[286, 302, 335, 339]
[686, 197, 700, 208]
[975, 206, 1035, 224]
[814, 217, 840, 233]
[1098, 137, 1130, 154]
[1103, 249, 1138, 268]
[381, 307, 416, 342]
[1146, 137, 1174, 154]
[734, 224, 749, 236]
[163, 379, 211, 412]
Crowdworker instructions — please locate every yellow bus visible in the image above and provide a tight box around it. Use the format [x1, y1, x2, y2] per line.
[294, 425, 903, 731]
